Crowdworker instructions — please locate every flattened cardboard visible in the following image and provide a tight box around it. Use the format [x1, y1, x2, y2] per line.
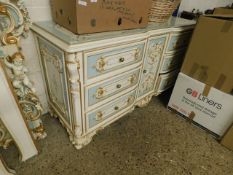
[214, 8, 233, 15]
[221, 124, 233, 151]
[51, 0, 152, 34]
[168, 73, 233, 136]
[181, 15, 233, 94]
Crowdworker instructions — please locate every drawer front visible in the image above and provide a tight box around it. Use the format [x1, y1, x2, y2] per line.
[156, 70, 179, 93]
[137, 35, 167, 98]
[85, 41, 145, 80]
[166, 32, 192, 53]
[37, 37, 71, 125]
[86, 68, 140, 107]
[160, 52, 185, 73]
[87, 90, 136, 130]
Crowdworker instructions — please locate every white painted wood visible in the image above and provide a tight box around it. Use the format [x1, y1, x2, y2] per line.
[0, 157, 15, 175]
[32, 18, 195, 149]
[179, 0, 233, 14]
[0, 63, 38, 161]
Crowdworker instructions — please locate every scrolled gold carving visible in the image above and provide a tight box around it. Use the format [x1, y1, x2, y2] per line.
[0, 0, 47, 141]
[0, 0, 31, 46]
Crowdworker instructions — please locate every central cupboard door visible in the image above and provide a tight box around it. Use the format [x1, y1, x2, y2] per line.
[137, 35, 167, 99]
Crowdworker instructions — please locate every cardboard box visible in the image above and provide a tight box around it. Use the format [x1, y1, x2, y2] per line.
[50, 0, 152, 34]
[168, 73, 233, 136]
[181, 15, 233, 94]
[221, 124, 233, 151]
[168, 15, 233, 136]
[214, 7, 233, 15]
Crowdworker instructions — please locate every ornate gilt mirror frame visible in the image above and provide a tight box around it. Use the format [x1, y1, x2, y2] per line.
[0, 0, 47, 143]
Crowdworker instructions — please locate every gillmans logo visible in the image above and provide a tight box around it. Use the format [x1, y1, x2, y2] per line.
[186, 88, 222, 110]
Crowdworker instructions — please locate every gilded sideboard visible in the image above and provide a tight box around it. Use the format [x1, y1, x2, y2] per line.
[32, 17, 195, 149]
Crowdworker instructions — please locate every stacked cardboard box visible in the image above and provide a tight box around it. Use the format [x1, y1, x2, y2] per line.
[50, 0, 152, 34]
[168, 14, 233, 137]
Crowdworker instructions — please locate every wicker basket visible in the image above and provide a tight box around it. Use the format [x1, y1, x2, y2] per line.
[149, 0, 181, 23]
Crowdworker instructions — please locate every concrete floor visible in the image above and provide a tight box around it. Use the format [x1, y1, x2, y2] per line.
[1, 93, 233, 175]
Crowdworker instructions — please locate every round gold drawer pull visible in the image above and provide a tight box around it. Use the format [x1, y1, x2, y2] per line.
[96, 88, 105, 99]
[96, 57, 106, 72]
[114, 106, 119, 110]
[127, 96, 134, 103]
[116, 84, 122, 89]
[96, 112, 103, 121]
[119, 57, 125, 63]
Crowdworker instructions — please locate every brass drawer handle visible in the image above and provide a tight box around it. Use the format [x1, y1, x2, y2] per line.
[95, 111, 103, 121]
[96, 57, 106, 72]
[116, 84, 122, 89]
[95, 87, 105, 99]
[129, 75, 136, 84]
[119, 57, 125, 63]
[127, 96, 134, 104]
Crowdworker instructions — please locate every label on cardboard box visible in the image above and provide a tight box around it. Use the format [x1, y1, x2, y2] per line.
[78, 0, 87, 6]
[168, 73, 233, 136]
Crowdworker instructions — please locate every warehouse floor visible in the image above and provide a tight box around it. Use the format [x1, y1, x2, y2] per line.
[1, 91, 233, 175]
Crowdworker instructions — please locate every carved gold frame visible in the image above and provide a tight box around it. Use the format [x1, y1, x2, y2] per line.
[0, 0, 46, 142]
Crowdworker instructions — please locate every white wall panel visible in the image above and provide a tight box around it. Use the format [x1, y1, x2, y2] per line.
[179, 0, 233, 13]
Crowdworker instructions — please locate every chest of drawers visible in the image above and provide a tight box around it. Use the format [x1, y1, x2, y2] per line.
[32, 17, 195, 149]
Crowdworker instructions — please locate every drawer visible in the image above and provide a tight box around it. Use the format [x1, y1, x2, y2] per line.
[166, 31, 192, 53]
[86, 68, 140, 108]
[160, 52, 185, 74]
[86, 90, 136, 131]
[84, 41, 145, 80]
[156, 70, 179, 94]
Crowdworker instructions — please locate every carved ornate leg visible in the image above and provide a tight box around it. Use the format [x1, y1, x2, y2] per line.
[136, 94, 154, 108]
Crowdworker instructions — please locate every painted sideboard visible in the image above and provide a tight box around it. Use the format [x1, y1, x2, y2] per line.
[32, 17, 195, 149]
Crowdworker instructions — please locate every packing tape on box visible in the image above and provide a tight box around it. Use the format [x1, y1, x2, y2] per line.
[203, 84, 211, 97]
[198, 66, 208, 83]
[215, 74, 226, 90]
[221, 21, 232, 33]
[189, 63, 209, 83]
[78, 0, 87, 6]
[189, 62, 199, 77]
[188, 111, 196, 121]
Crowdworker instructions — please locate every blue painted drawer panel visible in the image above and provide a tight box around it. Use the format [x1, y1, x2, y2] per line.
[166, 32, 192, 53]
[160, 52, 185, 73]
[87, 90, 136, 130]
[87, 68, 140, 107]
[85, 42, 145, 80]
[137, 35, 167, 98]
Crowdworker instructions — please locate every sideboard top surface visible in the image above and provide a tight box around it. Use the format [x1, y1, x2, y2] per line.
[32, 17, 195, 46]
